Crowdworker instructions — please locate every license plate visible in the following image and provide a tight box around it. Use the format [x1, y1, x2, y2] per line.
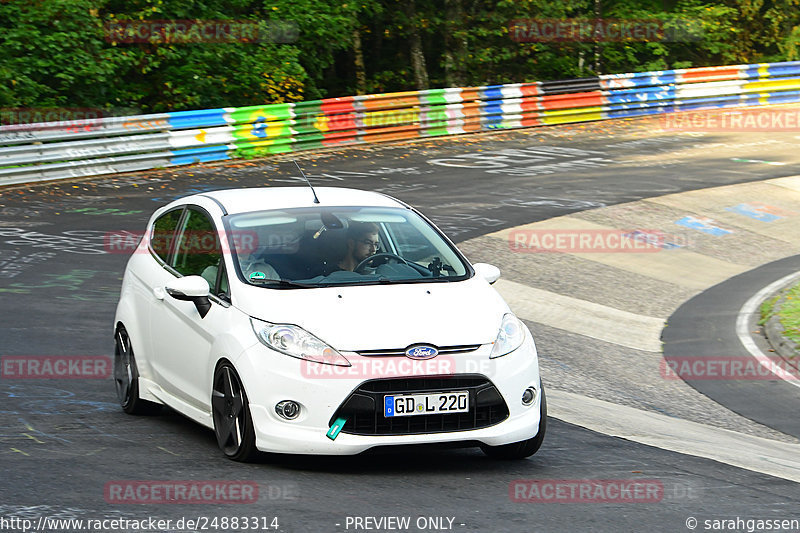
[384, 391, 469, 417]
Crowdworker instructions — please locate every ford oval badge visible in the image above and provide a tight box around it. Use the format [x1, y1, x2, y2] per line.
[405, 345, 439, 360]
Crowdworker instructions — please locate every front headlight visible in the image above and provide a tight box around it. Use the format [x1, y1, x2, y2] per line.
[250, 318, 351, 367]
[490, 313, 526, 359]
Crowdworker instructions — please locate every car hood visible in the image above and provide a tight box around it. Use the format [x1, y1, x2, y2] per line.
[233, 277, 510, 351]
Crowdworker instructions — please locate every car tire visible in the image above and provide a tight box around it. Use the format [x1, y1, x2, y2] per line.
[114, 326, 162, 415]
[481, 387, 547, 460]
[211, 362, 259, 462]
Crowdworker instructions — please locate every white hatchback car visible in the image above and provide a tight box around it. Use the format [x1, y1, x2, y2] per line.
[113, 187, 545, 461]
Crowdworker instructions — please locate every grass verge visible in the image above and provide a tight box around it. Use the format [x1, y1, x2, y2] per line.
[778, 282, 800, 348]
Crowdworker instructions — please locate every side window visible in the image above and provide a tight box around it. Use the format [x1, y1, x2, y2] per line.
[171, 208, 222, 291]
[150, 209, 183, 262]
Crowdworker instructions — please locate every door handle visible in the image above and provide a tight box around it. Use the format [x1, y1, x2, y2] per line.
[153, 286, 166, 300]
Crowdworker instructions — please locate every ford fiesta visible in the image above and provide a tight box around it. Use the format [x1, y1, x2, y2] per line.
[113, 186, 545, 461]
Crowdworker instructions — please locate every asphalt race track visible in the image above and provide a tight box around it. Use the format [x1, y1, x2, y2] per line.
[1, 119, 800, 533]
[663, 253, 800, 438]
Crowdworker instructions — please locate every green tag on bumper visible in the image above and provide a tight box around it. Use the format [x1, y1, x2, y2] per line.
[326, 417, 346, 441]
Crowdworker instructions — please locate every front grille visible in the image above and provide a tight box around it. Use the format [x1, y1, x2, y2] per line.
[330, 375, 509, 436]
[356, 344, 481, 357]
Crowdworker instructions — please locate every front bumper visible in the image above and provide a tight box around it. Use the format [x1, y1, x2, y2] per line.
[234, 331, 542, 455]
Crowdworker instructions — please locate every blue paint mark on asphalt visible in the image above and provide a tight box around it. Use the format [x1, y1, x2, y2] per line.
[725, 203, 782, 222]
[623, 230, 683, 250]
[675, 216, 732, 236]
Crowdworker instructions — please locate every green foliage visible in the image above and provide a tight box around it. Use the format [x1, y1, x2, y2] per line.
[1, 0, 799, 112]
[591, 0, 740, 74]
[777, 283, 800, 348]
[0, 0, 119, 107]
[760, 294, 780, 325]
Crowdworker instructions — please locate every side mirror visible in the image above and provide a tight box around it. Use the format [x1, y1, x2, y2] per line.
[166, 276, 212, 318]
[473, 263, 501, 284]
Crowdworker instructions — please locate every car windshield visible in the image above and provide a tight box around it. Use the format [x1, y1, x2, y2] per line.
[226, 206, 470, 288]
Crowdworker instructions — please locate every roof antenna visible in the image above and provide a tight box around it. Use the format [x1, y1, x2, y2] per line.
[293, 160, 319, 204]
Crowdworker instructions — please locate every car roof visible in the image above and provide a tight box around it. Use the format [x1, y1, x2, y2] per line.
[192, 187, 406, 215]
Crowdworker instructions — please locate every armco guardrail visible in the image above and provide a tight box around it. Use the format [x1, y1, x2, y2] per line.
[2, 61, 800, 186]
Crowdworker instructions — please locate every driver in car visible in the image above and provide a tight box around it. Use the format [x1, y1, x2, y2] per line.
[338, 222, 380, 271]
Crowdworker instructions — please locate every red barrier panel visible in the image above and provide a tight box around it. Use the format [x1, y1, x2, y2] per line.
[540, 92, 604, 110]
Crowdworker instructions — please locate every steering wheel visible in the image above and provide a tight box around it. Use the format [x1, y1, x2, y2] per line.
[354, 252, 410, 273]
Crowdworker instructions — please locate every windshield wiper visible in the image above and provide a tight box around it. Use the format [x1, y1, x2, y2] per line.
[250, 278, 319, 289]
[340, 277, 455, 286]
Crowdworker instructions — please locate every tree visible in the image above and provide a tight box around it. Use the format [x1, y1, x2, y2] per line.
[2, 0, 799, 113]
[0, 0, 121, 108]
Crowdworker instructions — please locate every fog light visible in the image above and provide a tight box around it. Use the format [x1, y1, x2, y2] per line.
[275, 400, 300, 420]
[521, 387, 537, 406]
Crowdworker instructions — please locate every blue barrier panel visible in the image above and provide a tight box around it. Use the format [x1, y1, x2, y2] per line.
[481, 86, 506, 101]
[605, 105, 675, 119]
[606, 86, 676, 104]
[766, 62, 800, 77]
[675, 94, 750, 110]
[602, 71, 679, 88]
[766, 90, 800, 104]
[169, 145, 231, 166]
[743, 65, 766, 79]
[168, 109, 230, 129]
[481, 87, 506, 128]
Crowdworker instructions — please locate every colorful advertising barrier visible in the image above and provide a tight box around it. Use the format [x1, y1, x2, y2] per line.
[2, 61, 800, 185]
